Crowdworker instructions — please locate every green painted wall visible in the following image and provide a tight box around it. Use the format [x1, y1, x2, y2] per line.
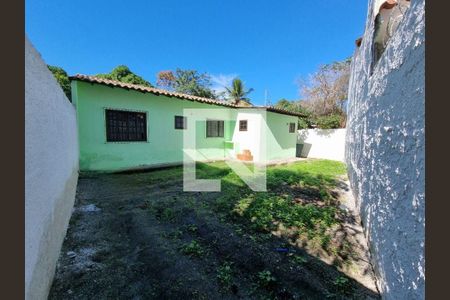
[73, 81, 234, 171]
[265, 112, 298, 160]
[73, 81, 299, 171]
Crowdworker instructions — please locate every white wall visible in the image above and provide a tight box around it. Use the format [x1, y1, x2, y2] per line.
[297, 128, 346, 162]
[231, 110, 266, 162]
[25, 36, 79, 300]
[345, 0, 425, 299]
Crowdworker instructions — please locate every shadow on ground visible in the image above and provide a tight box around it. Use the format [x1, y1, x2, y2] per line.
[49, 161, 380, 299]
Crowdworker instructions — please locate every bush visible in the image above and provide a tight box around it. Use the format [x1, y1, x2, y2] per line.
[314, 114, 343, 129]
[48, 65, 71, 100]
[298, 117, 311, 129]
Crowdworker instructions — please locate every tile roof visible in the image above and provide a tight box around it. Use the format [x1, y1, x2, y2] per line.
[70, 74, 306, 117]
[239, 106, 307, 118]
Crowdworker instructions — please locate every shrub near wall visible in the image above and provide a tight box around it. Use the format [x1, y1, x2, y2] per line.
[314, 114, 344, 129]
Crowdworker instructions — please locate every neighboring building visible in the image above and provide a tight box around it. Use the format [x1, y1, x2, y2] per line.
[345, 0, 424, 299]
[25, 37, 79, 300]
[70, 75, 303, 172]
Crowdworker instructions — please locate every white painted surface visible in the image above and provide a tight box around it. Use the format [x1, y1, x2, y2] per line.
[373, 0, 387, 15]
[297, 129, 346, 162]
[231, 109, 266, 162]
[345, 0, 424, 299]
[25, 36, 79, 300]
[231, 110, 298, 163]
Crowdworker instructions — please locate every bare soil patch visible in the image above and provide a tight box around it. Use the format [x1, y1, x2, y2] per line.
[49, 160, 379, 299]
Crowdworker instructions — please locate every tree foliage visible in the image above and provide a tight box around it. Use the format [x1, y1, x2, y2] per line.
[48, 65, 71, 100]
[156, 69, 216, 98]
[274, 99, 311, 129]
[274, 57, 351, 130]
[290, 58, 351, 128]
[315, 114, 344, 129]
[275, 97, 345, 129]
[96, 65, 153, 87]
[299, 58, 351, 117]
[225, 78, 254, 105]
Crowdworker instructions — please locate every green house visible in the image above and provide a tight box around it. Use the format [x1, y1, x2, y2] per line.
[70, 75, 303, 172]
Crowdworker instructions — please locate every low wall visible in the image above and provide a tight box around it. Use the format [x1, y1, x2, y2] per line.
[25, 36, 79, 300]
[297, 128, 346, 162]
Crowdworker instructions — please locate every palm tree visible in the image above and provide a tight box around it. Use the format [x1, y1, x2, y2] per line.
[225, 78, 254, 105]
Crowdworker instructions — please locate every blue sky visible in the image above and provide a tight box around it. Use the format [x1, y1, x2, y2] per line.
[26, 0, 368, 106]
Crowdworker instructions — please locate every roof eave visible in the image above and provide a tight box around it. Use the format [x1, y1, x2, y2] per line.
[70, 74, 305, 117]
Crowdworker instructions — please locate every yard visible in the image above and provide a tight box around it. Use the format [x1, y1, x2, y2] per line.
[49, 159, 379, 299]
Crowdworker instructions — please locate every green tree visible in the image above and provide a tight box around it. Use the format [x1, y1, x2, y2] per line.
[225, 78, 254, 105]
[96, 65, 153, 87]
[156, 69, 216, 98]
[314, 114, 343, 129]
[274, 98, 312, 129]
[48, 65, 71, 100]
[273, 98, 291, 110]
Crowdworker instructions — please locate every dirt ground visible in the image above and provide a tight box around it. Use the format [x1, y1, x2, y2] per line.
[49, 161, 380, 299]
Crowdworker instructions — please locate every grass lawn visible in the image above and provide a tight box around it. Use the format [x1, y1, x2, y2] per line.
[49, 159, 379, 299]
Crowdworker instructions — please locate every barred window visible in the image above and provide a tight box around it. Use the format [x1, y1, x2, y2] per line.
[175, 116, 187, 129]
[289, 123, 296, 133]
[105, 109, 147, 142]
[239, 120, 248, 131]
[206, 120, 224, 137]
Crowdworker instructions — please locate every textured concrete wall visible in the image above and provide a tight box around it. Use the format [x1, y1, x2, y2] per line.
[297, 128, 346, 162]
[25, 36, 79, 300]
[345, 0, 424, 299]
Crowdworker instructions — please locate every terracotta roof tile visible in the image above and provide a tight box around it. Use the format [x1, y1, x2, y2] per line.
[69, 74, 306, 117]
[239, 106, 308, 117]
[69, 74, 236, 107]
